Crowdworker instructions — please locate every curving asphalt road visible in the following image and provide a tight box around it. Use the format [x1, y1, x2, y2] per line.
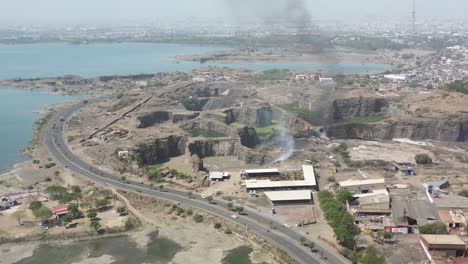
[44, 100, 350, 264]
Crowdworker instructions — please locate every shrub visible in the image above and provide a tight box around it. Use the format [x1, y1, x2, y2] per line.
[186, 209, 193, 216]
[224, 228, 233, 234]
[44, 177, 52, 182]
[458, 190, 468, 197]
[419, 222, 448, 234]
[44, 162, 56, 169]
[29, 201, 43, 211]
[193, 214, 204, 223]
[415, 154, 432, 164]
[214, 223, 222, 229]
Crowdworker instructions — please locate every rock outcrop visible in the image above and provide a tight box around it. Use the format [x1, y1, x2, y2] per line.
[237, 126, 259, 148]
[327, 117, 468, 142]
[134, 136, 186, 165]
[172, 112, 200, 123]
[223, 103, 273, 127]
[137, 111, 170, 128]
[187, 139, 242, 158]
[333, 97, 389, 120]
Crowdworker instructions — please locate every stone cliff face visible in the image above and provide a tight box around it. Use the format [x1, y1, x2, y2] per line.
[333, 97, 389, 120]
[237, 126, 259, 148]
[134, 135, 186, 165]
[223, 103, 273, 127]
[137, 111, 170, 128]
[327, 117, 468, 142]
[187, 139, 242, 158]
[180, 119, 235, 137]
[172, 112, 200, 123]
[138, 111, 199, 128]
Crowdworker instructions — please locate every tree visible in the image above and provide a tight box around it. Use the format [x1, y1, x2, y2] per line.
[193, 214, 204, 223]
[71, 185, 81, 193]
[90, 220, 102, 233]
[207, 195, 214, 204]
[29, 200, 43, 211]
[116, 207, 126, 214]
[235, 206, 244, 215]
[12, 210, 27, 226]
[360, 246, 386, 264]
[336, 190, 354, 204]
[87, 210, 97, 219]
[214, 223, 222, 229]
[68, 203, 83, 219]
[299, 236, 306, 245]
[419, 222, 448, 234]
[458, 190, 468, 197]
[33, 206, 53, 221]
[45, 185, 68, 200]
[95, 198, 111, 209]
[383, 232, 394, 242]
[415, 154, 432, 165]
[227, 202, 234, 211]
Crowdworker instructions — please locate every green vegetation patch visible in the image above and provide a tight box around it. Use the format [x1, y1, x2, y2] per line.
[283, 104, 317, 124]
[419, 222, 449, 234]
[317, 191, 359, 249]
[444, 80, 468, 94]
[255, 121, 279, 135]
[229, 122, 245, 128]
[190, 129, 226, 138]
[344, 116, 386, 123]
[253, 69, 290, 81]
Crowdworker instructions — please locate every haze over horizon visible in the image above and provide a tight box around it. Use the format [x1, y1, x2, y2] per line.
[2, 0, 467, 26]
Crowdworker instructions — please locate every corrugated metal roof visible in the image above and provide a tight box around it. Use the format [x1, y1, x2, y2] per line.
[264, 190, 311, 201]
[421, 234, 466, 245]
[338, 178, 385, 187]
[245, 168, 280, 174]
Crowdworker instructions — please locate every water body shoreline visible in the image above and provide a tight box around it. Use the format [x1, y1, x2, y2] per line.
[0, 42, 390, 80]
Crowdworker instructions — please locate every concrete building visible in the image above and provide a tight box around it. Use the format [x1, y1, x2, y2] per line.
[0, 197, 17, 210]
[241, 168, 280, 178]
[438, 210, 467, 233]
[208, 171, 230, 182]
[392, 160, 415, 176]
[264, 190, 312, 205]
[420, 234, 467, 259]
[244, 165, 317, 192]
[338, 178, 385, 194]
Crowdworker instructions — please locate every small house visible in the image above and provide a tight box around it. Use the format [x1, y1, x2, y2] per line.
[52, 205, 69, 217]
[209, 171, 230, 182]
[392, 160, 415, 176]
[0, 197, 17, 210]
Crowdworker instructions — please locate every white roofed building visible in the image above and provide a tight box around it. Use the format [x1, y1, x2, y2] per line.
[264, 190, 312, 205]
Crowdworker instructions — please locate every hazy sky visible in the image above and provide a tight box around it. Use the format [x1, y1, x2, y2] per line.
[2, 0, 467, 25]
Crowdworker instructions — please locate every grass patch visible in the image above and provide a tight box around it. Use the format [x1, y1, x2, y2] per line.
[255, 121, 279, 135]
[229, 122, 245, 128]
[283, 104, 317, 124]
[344, 116, 386, 123]
[444, 80, 468, 94]
[253, 69, 290, 81]
[190, 129, 226, 138]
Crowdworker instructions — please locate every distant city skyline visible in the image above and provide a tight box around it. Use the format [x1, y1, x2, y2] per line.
[1, 0, 467, 25]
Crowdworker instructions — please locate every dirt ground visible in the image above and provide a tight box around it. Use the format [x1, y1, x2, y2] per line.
[120, 191, 282, 264]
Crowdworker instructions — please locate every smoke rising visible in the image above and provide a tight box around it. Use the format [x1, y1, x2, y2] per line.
[274, 119, 296, 163]
[226, 0, 313, 33]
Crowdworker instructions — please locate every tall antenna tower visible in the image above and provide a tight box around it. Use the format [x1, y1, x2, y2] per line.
[412, 0, 416, 34]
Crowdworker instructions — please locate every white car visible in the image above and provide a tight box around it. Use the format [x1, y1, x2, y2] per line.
[231, 214, 238, 219]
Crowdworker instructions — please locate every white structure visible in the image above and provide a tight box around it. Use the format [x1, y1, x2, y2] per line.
[244, 165, 317, 191]
[338, 178, 385, 194]
[384, 74, 416, 81]
[209, 171, 230, 181]
[118, 150, 130, 159]
[319, 77, 334, 82]
[0, 197, 17, 210]
[264, 190, 312, 205]
[192, 76, 208, 82]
